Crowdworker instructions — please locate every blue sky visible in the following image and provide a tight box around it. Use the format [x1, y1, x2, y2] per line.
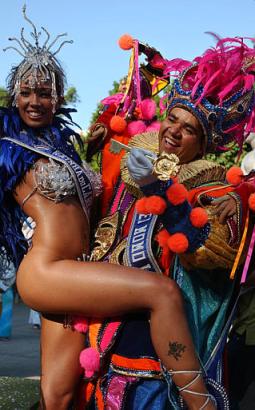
[1, 0, 255, 130]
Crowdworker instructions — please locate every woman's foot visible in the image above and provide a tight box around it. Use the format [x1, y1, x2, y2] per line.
[164, 368, 217, 410]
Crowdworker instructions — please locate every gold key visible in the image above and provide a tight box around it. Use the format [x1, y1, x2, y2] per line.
[109, 139, 155, 160]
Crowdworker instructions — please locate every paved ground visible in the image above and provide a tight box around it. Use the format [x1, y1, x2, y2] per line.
[0, 301, 40, 378]
[0, 302, 40, 409]
[0, 301, 254, 409]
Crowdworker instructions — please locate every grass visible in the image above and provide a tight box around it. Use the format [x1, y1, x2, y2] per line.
[0, 377, 40, 410]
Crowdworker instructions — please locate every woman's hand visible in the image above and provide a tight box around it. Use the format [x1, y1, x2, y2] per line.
[88, 124, 108, 142]
[211, 195, 237, 224]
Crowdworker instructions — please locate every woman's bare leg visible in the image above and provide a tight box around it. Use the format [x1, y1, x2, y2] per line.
[17, 256, 215, 409]
[40, 315, 85, 410]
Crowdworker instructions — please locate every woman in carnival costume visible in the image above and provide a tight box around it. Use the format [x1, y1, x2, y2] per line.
[82, 36, 255, 409]
[0, 7, 218, 410]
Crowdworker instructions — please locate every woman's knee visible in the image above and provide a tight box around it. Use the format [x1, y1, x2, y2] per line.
[149, 276, 183, 310]
[40, 318, 84, 409]
[40, 380, 73, 410]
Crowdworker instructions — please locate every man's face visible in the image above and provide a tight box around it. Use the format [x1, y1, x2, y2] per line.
[159, 107, 203, 164]
[17, 76, 59, 128]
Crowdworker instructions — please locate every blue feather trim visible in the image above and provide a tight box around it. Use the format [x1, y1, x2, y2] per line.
[0, 106, 83, 270]
[0, 139, 38, 268]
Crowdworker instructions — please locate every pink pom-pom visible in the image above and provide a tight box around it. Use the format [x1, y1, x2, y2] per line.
[110, 115, 127, 133]
[72, 316, 89, 333]
[226, 166, 243, 185]
[190, 207, 208, 227]
[140, 99, 157, 120]
[146, 121, 161, 132]
[248, 193, 255, 211]
[166, 183, 188, 205]
[167, 233, 189, 254]
[128, 120, 147, 136]
[118, 34, 134, 50]
[79, 347, 100, 378]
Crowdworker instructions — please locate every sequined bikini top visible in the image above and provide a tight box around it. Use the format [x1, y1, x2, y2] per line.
[22, 158, 77, 207]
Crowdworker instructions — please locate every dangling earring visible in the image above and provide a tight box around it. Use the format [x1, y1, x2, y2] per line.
[13, 80, 20, 108]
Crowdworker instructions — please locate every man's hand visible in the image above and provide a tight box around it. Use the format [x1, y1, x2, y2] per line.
[211, 195, 237, 224]
[127, 148, 157, 186]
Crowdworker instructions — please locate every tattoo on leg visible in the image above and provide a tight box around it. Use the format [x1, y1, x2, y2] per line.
[168, 341, 186, 360]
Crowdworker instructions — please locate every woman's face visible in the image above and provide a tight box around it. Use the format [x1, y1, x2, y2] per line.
[16, 77, 59, 128]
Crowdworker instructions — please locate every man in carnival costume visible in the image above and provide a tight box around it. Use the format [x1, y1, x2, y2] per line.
[80, 35, 255, 409]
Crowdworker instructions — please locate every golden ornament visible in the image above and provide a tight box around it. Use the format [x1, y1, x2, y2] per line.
[152, 152, 180, 181]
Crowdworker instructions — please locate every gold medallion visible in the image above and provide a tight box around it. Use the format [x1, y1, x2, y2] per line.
[152, 152, 180, 181]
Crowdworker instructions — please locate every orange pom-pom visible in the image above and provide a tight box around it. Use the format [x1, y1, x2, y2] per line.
[145, 195, 167, 214]
[248, 193, 255, 211]
[156, 229, 170, 246]
[136, 197, 150, 214]
[190, 207, 208, 228]
[167, 233, 189, 253]
[226, 166, 243, 185]
[109, 115, 127, 133]
[118, 34, 134, 50]
[166, 183, 188, 205]
[136, 196, 166, 215]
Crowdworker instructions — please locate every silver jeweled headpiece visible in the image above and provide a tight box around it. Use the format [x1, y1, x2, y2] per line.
[4, 5, 73, 112]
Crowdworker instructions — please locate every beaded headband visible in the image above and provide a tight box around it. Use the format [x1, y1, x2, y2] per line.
[4, 5, 73, 112]
[166, 37, 255, 153]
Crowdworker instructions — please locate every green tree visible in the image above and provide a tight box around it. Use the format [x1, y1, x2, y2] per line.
[64, 86, 80, 106]
[0, 87, 8, 107]
[206, 143, 250, 169]
[89, 80, 121, 127]
[89, 103, 104, 127]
